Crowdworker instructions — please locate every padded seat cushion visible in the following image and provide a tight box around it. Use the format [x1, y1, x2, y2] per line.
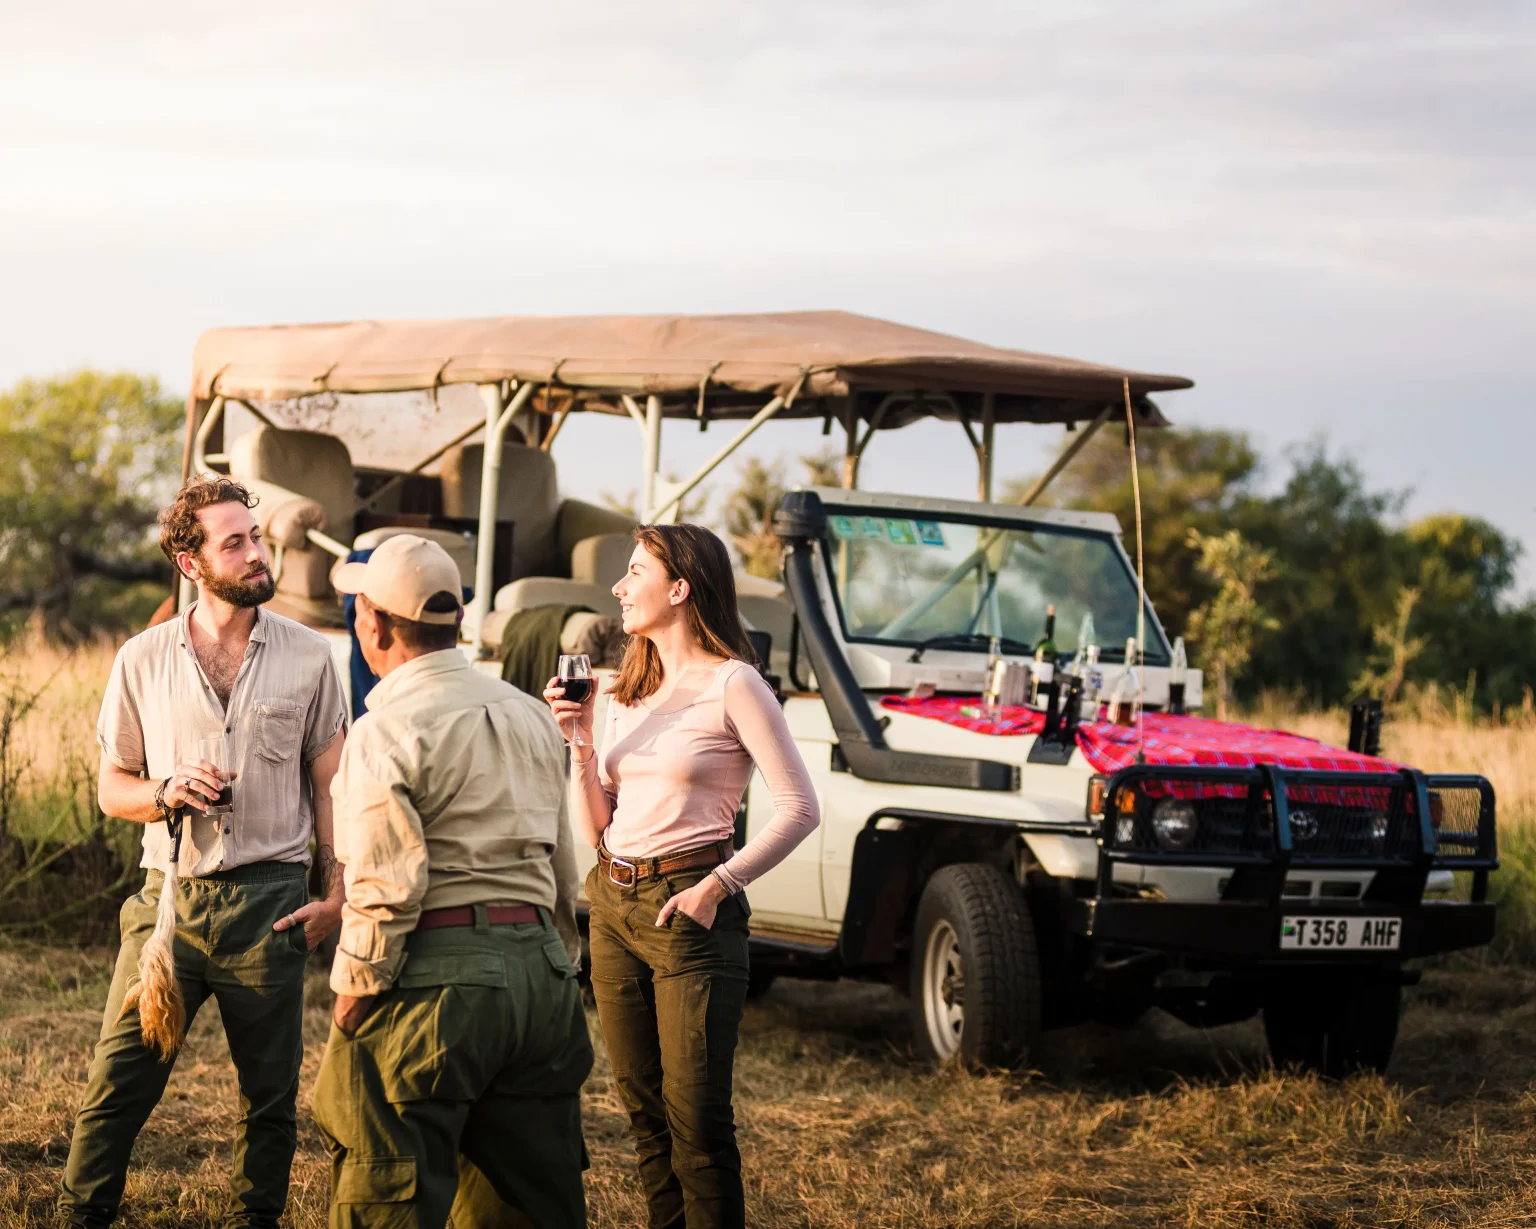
[570, 533, 635, 588]
[230, 427, 355, 542]
[440, 444, 559, 580]
[493, 578, 620, 619]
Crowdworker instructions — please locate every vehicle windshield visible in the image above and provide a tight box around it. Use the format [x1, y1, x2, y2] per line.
[824, 509, 1168, 664]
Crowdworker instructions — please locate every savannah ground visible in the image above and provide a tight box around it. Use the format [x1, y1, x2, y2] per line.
[2, 641, 1535, 1227]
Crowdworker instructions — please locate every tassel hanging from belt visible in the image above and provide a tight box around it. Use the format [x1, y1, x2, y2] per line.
[119, 809, 187, 1061]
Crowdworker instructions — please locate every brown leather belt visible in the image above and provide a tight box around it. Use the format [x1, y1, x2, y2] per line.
[598, 839, 732, 888]
[415, 904, 540, 931]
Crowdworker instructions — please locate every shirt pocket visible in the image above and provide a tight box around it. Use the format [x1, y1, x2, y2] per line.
[253, 700, 305, 763]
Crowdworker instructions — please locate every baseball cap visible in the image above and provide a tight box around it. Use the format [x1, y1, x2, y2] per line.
[331, 534, 462, 625]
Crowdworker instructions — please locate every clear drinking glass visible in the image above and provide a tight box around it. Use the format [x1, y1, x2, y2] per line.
[557, 654, 594, 746]
[195, 734, 233, 814]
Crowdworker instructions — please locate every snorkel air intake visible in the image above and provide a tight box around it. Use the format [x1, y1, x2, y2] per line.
[775, 491, 1019, 792]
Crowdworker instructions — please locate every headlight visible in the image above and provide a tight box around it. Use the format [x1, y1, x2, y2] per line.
[1151, 798, 1198, 850]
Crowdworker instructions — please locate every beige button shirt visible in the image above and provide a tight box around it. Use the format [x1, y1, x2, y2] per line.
[97, 604, 349, 876]
[329, 650, 579, 997]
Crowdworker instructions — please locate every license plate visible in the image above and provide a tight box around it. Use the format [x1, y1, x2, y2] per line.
[1279, 915, 1401, 951]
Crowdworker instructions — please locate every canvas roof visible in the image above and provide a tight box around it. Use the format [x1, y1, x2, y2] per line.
[191, 310, 1192, 425]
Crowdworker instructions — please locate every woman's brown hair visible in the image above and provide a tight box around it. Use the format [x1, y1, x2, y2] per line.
[609, 523, 755, 706]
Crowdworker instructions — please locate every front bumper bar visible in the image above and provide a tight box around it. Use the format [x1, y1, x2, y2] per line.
[1073, 764, 1499, 961]
[1074, 898, 1497, 960]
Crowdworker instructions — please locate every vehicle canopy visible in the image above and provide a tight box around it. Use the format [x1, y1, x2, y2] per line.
[181, 310, 1193, 637]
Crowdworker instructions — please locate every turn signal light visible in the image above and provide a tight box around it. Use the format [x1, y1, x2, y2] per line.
[1086, 776, 1108, 819]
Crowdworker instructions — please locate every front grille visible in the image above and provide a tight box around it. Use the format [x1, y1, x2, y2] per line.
[1284, 776, 1420, 865]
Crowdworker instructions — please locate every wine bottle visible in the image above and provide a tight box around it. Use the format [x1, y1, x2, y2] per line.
[1075, 611, 1096, 663]
[1036, 604, 1058, 664]
[1080, 644, 1103, 721]
[1113, 637, 1139, 726]
[983, 636, 1003, 719]
[1168, 636, 1188, 716]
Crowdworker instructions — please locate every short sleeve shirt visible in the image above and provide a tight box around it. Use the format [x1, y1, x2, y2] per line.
[98, 604, 348, 875]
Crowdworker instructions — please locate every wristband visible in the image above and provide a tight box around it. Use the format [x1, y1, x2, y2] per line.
[154, 777, 173, 821]
[711, 867, 735, 897]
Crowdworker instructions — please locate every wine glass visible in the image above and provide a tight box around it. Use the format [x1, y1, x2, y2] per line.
[195, 734, 233, 814]
[557, 654, 593, 747]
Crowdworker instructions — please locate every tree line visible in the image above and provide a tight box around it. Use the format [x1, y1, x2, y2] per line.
[4, 371, 1532, 716]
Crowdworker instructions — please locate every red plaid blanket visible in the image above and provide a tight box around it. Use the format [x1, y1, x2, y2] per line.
[878, 695, 1400, 778]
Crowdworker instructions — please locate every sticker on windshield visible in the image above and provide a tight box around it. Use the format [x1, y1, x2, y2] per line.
[859, 516, 885, 539]
[885, 519, 918, 546]
[915, 520, 945, 546]
[828, 515, 855, 540]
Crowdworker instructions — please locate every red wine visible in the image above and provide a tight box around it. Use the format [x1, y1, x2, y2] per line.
[560, 677, 593, 704]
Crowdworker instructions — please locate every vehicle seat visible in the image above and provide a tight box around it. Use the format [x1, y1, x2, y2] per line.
[559, 504, 637, 570]
[570, 532, 635, 589]
[493, 577, 621, 619]
[439, 443, 560, 580]
[229, 427, 354, 600]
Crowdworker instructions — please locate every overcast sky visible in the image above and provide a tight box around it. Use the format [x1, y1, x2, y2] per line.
[3, 2, 1533, 591]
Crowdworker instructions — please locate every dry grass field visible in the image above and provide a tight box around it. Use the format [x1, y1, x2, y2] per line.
[3, 638, 1536, 1226]
[3, 948, 1536, 1227]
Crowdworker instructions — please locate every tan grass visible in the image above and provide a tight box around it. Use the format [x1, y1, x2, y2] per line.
[3, 949, 1536, 1227]
[0, 635, 119, 786]
[3, 647, 1536, 1223]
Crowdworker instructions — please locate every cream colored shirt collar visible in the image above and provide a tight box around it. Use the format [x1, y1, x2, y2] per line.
[176, 599, 271, 651]
[364, 648, 472, 713]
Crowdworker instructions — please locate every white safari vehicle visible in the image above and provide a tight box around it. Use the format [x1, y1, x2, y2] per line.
[179, 311, 1498, 1076]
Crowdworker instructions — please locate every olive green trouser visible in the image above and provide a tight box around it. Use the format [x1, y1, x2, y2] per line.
[587, 862, 751, 1229]
[312, 911, 595, 1229]
[59, 862, 311, 1229]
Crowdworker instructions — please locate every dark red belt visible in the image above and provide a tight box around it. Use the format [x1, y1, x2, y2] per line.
[414, 904, 540, 931]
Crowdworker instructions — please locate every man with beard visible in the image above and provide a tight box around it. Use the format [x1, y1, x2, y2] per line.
[59, 476, 349, 1229]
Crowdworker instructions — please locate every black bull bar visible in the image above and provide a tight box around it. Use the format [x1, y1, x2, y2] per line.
[1073, 764, 1499, 961]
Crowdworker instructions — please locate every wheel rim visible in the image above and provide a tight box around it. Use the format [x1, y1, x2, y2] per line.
[921, 918, 965, 1060]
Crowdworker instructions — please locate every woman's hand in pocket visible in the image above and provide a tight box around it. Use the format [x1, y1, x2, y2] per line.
[656, 874, 729, 930]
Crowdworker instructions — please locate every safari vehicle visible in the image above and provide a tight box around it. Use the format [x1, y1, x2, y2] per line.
[180, 311, 1498, 1076]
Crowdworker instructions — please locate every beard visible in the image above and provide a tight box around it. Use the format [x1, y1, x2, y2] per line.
[201, 564, 277, 608]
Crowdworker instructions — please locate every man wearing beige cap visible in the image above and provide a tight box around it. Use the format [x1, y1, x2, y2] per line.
[312, 534, 592, 1228]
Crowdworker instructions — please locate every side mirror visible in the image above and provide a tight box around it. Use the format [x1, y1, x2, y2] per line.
[744, 628, 783, 701]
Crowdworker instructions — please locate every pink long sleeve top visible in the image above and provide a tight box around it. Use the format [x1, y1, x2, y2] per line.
[570, 658, 819, 893]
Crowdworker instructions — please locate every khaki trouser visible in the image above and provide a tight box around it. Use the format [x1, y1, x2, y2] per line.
[59, 862, 311, 1229]
[586, 861, 751, 1229]
[312, 911, 594, 1229]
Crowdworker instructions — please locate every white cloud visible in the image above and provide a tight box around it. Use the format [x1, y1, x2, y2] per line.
[2, 0, 1533, 586]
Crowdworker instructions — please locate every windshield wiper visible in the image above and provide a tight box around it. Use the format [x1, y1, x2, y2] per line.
[907, 633, 1033, 664]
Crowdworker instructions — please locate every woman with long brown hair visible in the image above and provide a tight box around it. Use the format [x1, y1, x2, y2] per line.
[545, 523, 818, 1229]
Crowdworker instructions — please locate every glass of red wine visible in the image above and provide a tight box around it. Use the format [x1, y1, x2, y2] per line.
[195, 734, 234, 814]
[557, 654, 594, 746]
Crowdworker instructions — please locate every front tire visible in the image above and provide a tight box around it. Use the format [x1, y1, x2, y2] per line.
[1263, 972, 1401, 1078]
[909, 863, 1042, 1069]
